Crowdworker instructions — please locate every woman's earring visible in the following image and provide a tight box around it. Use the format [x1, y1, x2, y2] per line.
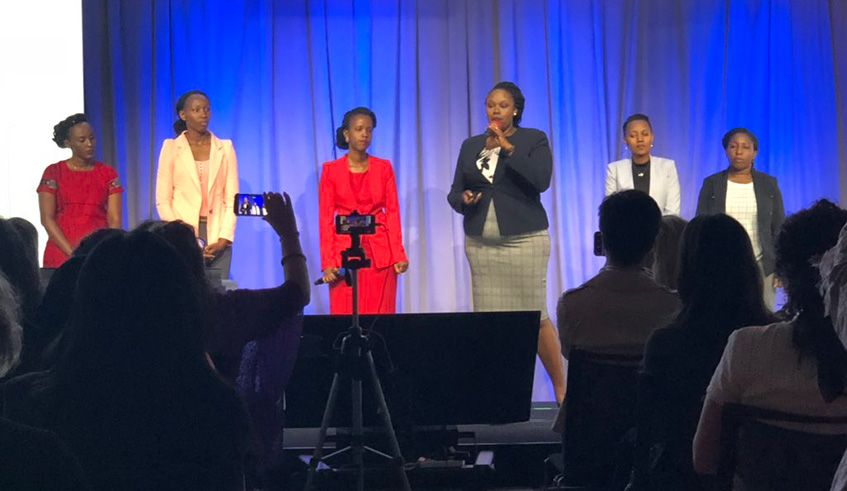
[513, 112, 517, 116]
[345, 137, 349, 142]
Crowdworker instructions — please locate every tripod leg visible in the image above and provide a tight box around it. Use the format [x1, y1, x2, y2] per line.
[304, 371, 343, 491]
[365, 351, 412, 491]
[352, 377, 364, 491]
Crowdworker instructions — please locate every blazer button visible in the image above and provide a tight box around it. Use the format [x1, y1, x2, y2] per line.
[209, 209, 214, 214]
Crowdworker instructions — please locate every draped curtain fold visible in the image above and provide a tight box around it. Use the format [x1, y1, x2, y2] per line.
[83, 0, 847, 400]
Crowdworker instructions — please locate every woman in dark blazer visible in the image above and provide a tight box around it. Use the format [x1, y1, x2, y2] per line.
[696, 128, 785, 310]
[448, 81, 564, 404]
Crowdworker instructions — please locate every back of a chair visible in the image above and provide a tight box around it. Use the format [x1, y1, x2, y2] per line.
[718, 404, 847, 491]
[561, 348, 643, 488]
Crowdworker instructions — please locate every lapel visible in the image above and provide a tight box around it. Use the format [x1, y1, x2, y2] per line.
[335, 156, 356, 211]
[714, 170, 729, 213]
[751, 169, 768, 218]
[366, 157, 383, 207]
[621, 159, 635, 190]
[175, 133, 202, 191]
[207, 132, 224, 193]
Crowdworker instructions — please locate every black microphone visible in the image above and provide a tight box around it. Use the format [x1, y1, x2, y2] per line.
[314, 268, 348, 285]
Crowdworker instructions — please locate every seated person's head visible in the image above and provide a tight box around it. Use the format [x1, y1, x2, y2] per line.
[599, 190, 662, 268]
[34, 256, 86, 368]
[61, 229, 207, 379]
[776, 200, 847, 315]
[73, 228, 125, 257]
[8, 218, 38, 266]
[0, 273, 22, 377]
[651, 215, 688, 289]
[0, 218, 41, 315]
[135, 220, 205, 282]
[678, 214, 768, 328]
[819, 223, 847, 350]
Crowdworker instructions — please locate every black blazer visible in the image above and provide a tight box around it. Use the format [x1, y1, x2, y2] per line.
[447, 127, 552, 236]
[695, 169, 785, 276]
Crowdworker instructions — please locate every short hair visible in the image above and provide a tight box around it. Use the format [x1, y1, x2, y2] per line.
[335, 107, 377, 150]
[622, 113, 652, 135]
[52, 113, 88, 148]
[722, 127, 758, 151]
[599, 190, 662, 267]
[489, 81, 526, 127]
[173, 90, 210, 135]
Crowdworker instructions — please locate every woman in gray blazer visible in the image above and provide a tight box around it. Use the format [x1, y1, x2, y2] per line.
[696, 128, 785, 310]
[606, 114, 681, 216]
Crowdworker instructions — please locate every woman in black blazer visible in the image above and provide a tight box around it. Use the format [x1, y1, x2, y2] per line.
[696, 128, 785, 310]
[448, 82, 564, 404]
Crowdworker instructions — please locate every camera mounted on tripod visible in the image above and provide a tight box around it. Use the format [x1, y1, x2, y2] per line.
[336, 211, 376, 274]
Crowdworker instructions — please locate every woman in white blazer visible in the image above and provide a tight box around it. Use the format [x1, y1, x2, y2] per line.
[605, 114, 680, 216]
[156, 90, 239, 277]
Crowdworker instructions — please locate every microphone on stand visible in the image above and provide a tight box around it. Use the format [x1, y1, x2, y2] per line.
[314, 268, 349, 285]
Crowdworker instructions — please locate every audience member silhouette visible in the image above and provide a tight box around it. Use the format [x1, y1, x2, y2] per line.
[557, 189, 680, 359]
[693, 200, 847, 490]
[31, 256, 86, 371]
[650, 215, 688, 290]
[72, 227, 125, 257]
[0, 218, 42, 379]
[137, 191, 308, 486]
[8, 217, 39, 268]
[631, 214, 773, 490]
[0, 273, 91, 491]
[3, 230, 250, 491]
[821, 223, 847, 490]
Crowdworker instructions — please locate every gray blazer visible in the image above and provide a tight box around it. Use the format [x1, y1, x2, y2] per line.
[695, 169, 785, 276]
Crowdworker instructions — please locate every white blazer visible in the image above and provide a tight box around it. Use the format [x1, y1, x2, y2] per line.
[155, 132, 239, 244]
[605, 156, 681, 216]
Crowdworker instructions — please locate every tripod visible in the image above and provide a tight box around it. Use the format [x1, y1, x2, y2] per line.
[304, 232, 411, 491]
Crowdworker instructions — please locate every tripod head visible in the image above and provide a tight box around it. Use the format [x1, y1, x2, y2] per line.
[336, 211, 376, 274]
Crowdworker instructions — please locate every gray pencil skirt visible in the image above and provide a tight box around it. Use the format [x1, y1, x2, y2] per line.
[464, 202, 551, 321]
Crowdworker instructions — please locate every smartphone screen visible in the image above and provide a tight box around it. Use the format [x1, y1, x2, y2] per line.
[233, 193, 267, 217]
[593, 231, 605, 256]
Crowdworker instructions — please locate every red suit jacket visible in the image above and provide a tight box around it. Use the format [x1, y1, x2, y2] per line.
[319, 155, 407, 271]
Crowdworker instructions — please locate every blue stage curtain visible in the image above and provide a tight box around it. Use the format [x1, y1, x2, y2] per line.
[83, 0, 847, 399]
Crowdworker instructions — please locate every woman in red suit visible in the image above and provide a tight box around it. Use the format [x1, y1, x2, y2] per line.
[320, 107, 409, 314]
[37, 114, 123, 268]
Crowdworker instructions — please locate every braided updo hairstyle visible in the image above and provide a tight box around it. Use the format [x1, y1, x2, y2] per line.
[173, 90, 210, 135]
[489, 82, 526, 127]
[52, 114, 88, 148]
[335, 107, 377, 150]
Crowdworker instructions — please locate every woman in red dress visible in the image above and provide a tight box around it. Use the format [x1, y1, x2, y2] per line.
[319, 107, 408, 314]
[37, 114, 123, 268]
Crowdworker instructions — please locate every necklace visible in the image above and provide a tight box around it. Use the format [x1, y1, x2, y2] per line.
[67, 160, 93, 171]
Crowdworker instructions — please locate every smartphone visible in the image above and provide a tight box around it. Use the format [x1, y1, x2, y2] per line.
[335, 213, 376, 235]
[233, 193, 267, 217]
[593, 231, 605, 256]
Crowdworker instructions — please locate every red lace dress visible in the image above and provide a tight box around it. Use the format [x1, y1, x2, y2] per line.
[36, 161, 123, 268]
